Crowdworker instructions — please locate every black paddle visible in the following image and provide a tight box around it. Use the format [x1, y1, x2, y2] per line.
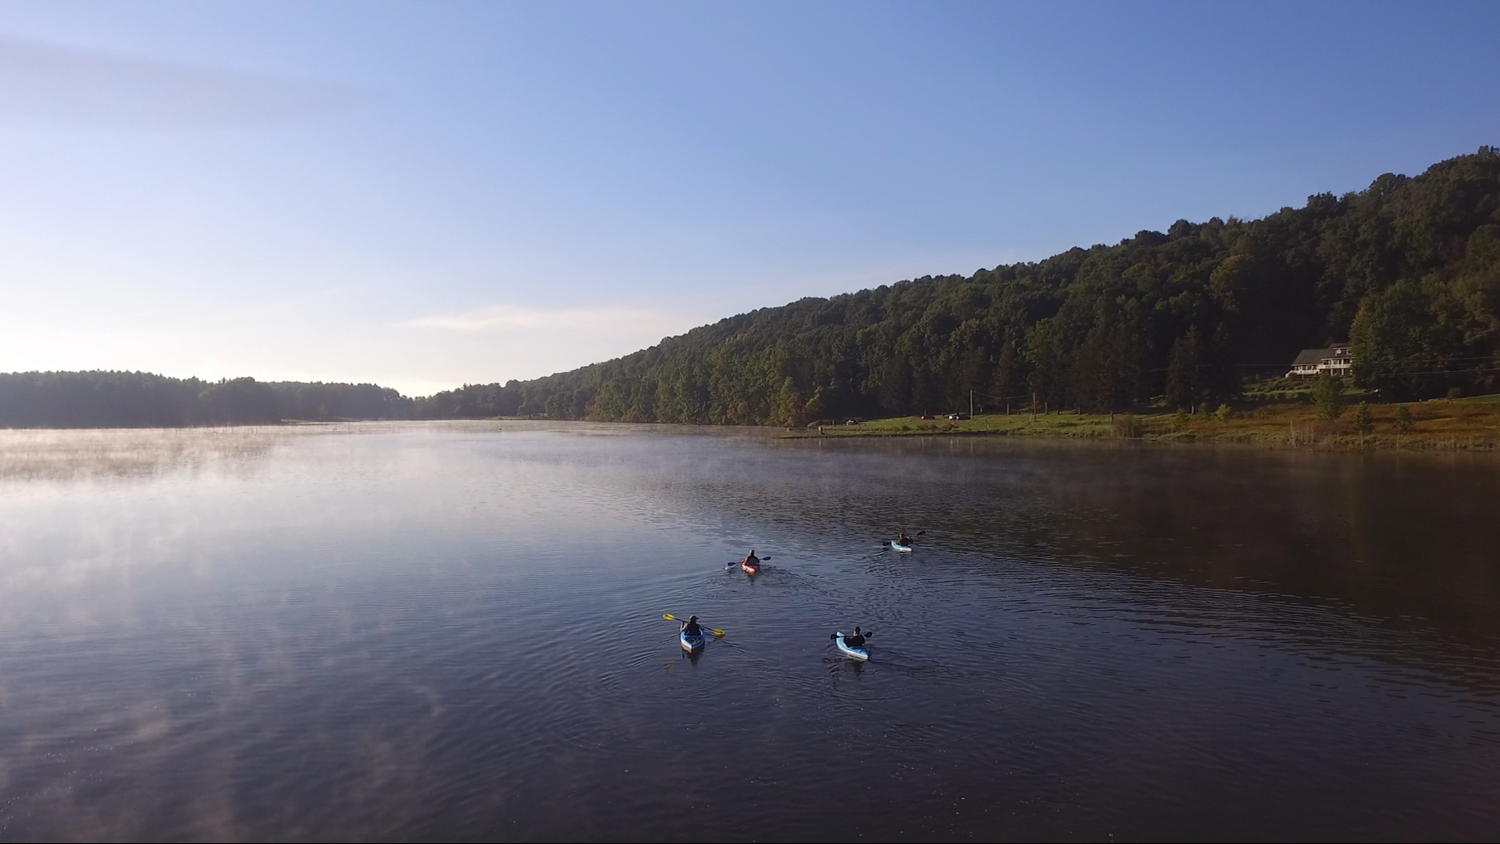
[663, 613, 725, 637]
[725, 555, 770, 569]
[889, 530, 925, 549]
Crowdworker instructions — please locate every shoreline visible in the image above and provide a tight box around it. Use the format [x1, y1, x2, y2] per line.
[786, 398, 1500, 452]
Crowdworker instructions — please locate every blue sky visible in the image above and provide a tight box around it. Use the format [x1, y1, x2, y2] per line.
[1, 1, 1496, 396]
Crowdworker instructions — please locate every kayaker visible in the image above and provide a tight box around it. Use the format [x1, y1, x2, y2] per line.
[895, 532, 912, 547]
[681, 616, 704, 637]
[744, 550, 760, 567]
[844, 626, 867, 648]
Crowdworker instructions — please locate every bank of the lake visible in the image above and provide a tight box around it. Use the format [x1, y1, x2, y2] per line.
[799, 395, 1500, 451]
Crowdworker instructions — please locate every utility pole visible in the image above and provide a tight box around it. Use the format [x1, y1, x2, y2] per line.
[969, 389, 974, 419]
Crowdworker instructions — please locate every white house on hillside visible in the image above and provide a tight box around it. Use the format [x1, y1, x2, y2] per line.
[1287, 343, 1353, 378]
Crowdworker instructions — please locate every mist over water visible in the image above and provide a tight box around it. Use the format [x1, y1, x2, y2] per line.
[1, 423, 1498, 841]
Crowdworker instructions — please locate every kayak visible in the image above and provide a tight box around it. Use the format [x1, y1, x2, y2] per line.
[890, 540, 913, 552]
[834, 632, 869, 662]
[741, 558, 761, 574]
[680, 630, 706, 653]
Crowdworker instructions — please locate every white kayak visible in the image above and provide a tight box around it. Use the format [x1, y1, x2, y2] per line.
[890, 540, 913, 552]
[834, 632, 869, 662]
[680, 630, 706, 653]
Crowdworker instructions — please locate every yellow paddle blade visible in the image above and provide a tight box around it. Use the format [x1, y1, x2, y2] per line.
[663, 613, 676, 621]
[712, 628, 725, 637]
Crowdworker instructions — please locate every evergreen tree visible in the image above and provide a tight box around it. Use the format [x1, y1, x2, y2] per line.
[1312, 374, 1346, 421]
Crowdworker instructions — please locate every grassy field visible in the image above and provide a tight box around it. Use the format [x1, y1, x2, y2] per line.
[798, 397, 1500, 451]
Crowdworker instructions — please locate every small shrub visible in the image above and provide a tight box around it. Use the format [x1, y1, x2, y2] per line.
[1112, 414, 1141, 438]
[1351, 401, 1374, 435]
[1312, 374, 1345, 421]
[1393, 406, 1415, 433]
[1173, 408, 1191, 429]
[1213, 403, 1231, 422]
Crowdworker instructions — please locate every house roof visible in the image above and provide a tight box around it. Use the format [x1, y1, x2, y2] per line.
[1291, 348, 1332, 366]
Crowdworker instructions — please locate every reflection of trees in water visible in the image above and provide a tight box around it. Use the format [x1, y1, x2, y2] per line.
[0, 427, 305, 481]
[1021, 448, 1500, 642]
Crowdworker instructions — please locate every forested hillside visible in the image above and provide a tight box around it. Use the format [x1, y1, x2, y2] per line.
[421, 148, 1500, 423]
[5, 149, 1498, 429]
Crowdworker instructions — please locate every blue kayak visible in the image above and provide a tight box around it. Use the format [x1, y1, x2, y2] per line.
[890, 540, 913, 552]
[834, 632, 869, 661]
[680, 630, 705, 652]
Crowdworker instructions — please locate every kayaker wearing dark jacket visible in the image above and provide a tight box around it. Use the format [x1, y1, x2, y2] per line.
[895, 532, 912, 547]
[744, 550, 760, 567]
[681, 616, 703, 637]
[844, 627, 867, 648]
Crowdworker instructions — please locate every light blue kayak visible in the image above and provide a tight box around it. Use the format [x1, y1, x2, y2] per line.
[680, 630, 705, 652]
[834, 632, 869, 661]
[890, 540, 913, 552]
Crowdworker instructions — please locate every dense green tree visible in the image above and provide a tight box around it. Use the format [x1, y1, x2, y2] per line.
[1166, 326, 1206, 410]
[1350, 278, 1467, 399]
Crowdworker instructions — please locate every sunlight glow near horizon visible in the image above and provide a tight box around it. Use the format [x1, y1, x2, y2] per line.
[1, 1, 1497, 397]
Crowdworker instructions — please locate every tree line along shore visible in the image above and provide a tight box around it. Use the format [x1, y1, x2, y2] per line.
[4, 149, 1499, 441]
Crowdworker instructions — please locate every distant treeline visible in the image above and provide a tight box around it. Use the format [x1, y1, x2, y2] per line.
[0, 371, 415, 428]
[7, 148, 1500, 429]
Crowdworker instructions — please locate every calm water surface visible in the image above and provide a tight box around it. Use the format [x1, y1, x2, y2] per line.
[1, 422, 1498, 841]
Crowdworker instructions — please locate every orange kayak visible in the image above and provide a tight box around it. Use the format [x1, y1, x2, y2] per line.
[741, 558, 761, 574]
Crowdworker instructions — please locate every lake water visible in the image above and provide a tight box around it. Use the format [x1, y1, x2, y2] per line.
[1, 422, 1498, 841]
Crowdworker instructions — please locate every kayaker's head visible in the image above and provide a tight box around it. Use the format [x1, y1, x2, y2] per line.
[689, 616, 698, 623]
[854, 626, 861, 634]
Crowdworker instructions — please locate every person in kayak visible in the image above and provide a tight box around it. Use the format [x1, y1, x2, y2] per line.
[895, 532, 912, 547]
[681, 616, 704, 637]
[743, 550, 760, 567]
[843, 626, 868, 648]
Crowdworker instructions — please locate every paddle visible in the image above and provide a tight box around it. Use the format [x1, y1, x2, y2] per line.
[829, 631, 874, 640]
[725, 556, 770, 569]
[891, 530, 926, 546]
[663, 613, 725, 637]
